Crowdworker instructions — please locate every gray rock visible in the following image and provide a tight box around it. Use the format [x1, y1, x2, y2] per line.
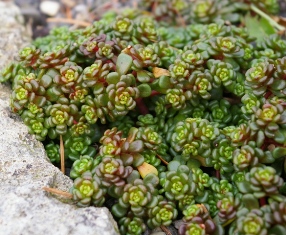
[0, 1, 31, 70]
[0, 2, 119, 235]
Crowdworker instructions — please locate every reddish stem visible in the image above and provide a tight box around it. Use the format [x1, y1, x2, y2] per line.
[216, 170, 220, 179]
[135, 97, 149, 115]
[213, 54, 224, 61]
[259, 197, 266, 206]
[264, 91, 272, 99]
[151, 90, 161, 97]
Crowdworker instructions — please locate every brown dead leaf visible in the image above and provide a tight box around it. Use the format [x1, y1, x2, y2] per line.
[272, 15, 286, 28]
[153, 67, 170, 78]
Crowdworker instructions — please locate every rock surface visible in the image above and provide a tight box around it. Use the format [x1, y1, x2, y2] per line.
[0, 1, 31, 70]
[0, 2, 119, 235]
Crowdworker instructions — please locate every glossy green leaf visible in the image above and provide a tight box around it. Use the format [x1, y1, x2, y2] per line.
[167, 160, 180, 171]
[159, 75, 171, 89]
[106, 72, 119, 85]
[129, 140, 144, 152]
[137, 70, 151, 83]
[111, 203, 128, 218]
[137, 83, 151, 97]
[273, 147, 286, 159]
[274, 129, 286, 144]
[242, 194, 259, 210]
[126, 170, 140, 184]
[116, 53, 132, 75]
[269, 225, 286, 235]
[143, 173, 159, 186]
[236, 181, 252, 194]
[127, 127, 138, 143]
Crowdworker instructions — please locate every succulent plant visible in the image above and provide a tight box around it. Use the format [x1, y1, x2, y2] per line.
[118, 215, 147, 235]
[147, 197, 178, 229]
[2, 1, 286, 234]
[71, 171, 106, 207]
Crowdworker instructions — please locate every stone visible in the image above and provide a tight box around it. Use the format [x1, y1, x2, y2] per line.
[0, 2, 119, 235]
[0, 1, 31, 70]
[40, 0, 61, 16]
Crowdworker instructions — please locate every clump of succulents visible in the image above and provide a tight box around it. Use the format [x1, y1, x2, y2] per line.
[1, 0, 286, 234]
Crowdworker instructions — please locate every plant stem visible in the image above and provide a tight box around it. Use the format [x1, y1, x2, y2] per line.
[135, 97, 149, 115]
[151, 90, 161, 97]
[259, 197, 266, 206]
[250, 4, 285, 31]
[216, 170, 220, 179]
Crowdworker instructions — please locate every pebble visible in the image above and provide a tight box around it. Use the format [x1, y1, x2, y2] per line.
[40, 0, 61, 16]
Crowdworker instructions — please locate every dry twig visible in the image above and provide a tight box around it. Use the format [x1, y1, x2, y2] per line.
[47, 17, 91, 27]
[43, 187, 73, 198]
[60, 135, 65, 174]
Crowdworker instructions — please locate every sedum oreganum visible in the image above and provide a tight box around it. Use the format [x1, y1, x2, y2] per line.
[1, 0, 286, 234]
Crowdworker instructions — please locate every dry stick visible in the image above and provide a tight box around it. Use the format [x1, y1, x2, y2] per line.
[65, 5, 72, 19]
[156, 154, 169, 165]
[47, 17, 91, 27]
[160, 225, 172, 235]
[43, 187, 73, 199]
[60, 135, 65, 174]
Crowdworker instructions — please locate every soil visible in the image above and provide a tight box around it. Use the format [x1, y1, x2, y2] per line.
[13, 0, 286, 40]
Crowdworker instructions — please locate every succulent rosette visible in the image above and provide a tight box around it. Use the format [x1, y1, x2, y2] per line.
[245, 59, 275, 96]
[249, 102, 286, 139]
[70, 155, 96, 179]
[112, 177, 159, 218]
[147, 197, 178, 229]
[71, 171, 106, 207]
[229, 207, 272, 235]
[208, 36, 244, 58]
[118, 216, 146, 235]
[53, 61, 83, 94]
[159, 165, 194, 201]
[217, 194, 240, 223]
[44, 102, 78, 138]
[94, 157, 133, 187]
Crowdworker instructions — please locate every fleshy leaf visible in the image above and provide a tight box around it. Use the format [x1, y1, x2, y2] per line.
[143, 173, 159, 186]
[269, 225, 286, 235]
[137, 83, 151, 97]
[129, 140, 144, 152]
[137, 162, 158, 178]
[236, 181, 252, 194]
[167, 160, 180, 171]
[106, 72, 119, 85]
[137, 70, 151, 83]
[126, 170, 141, 184]
[153, 67, 170, 78]
[116, 53, 132, 75]
[159, 75, 172, 89]
[111, 203, 128, 218]
[272, 147, 286, 159]
[242, 194, 259, 210]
